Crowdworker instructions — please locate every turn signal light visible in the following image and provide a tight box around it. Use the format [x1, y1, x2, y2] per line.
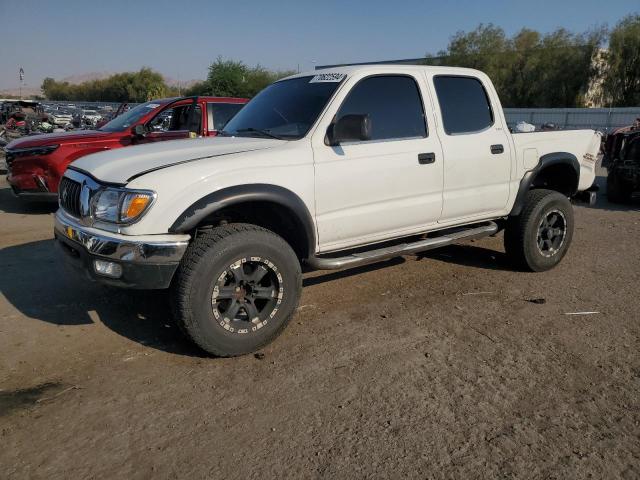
[121, 193, 153, 222]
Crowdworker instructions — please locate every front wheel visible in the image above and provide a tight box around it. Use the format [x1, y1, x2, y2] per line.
[171, 223, 302, 356]
[504, 189, 574, 272]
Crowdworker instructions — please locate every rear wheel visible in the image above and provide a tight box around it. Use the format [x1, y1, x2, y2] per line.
[606, 169, 633, 204]
[171, 223, 302, 356]
[504, 189, 574, 272]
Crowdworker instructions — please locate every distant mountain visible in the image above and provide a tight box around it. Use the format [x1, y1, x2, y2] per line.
[0, 86, 42, 98]
[61, 72, 112, 84]
[162, 76, 200, 89]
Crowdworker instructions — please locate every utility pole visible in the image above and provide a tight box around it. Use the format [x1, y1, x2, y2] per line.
[19, 67, 24, 98]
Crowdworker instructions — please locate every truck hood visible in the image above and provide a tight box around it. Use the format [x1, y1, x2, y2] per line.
[6, 130, 111, 149]
[70, 136, 284, 184]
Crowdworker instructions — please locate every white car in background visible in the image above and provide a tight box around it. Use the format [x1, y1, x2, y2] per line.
[81, 109, 102, 125]
[49, 110, 74, 126]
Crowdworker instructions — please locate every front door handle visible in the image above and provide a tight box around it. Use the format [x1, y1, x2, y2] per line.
[491, 144, 504, 154]
[418, 152, 436, 164]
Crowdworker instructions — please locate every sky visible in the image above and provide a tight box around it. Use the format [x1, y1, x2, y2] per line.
[0, 0, 637, 90]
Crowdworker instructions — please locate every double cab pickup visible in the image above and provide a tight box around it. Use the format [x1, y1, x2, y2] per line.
[53, 65, 601, 356]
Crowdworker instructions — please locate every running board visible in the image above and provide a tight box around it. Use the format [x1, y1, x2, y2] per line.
[306, 222, 498, 270]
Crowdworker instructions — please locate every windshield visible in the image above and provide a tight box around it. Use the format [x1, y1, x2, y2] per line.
[222, 75, 344, 140]
[99, 101, 164, 132]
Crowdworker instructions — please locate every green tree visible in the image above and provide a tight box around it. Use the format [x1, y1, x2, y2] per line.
[198, 58, 295, 98]
[530, 28, 604, 108]
[183, 80, 209, 97]
[602, 14, 640, 106]
[435, 24, 604, 107]
[205, 58, 250, 97]
[41, 68, 172, 102]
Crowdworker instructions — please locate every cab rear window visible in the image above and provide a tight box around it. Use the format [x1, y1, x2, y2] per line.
[434, 76, 494, 135]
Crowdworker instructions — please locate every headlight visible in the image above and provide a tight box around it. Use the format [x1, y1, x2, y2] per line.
[92, 188, 155, 224]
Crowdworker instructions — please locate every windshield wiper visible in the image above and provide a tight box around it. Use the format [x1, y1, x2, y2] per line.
[234, 128, 284, 140]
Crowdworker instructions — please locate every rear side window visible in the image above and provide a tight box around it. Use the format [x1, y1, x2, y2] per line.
[433, 76, 494, 135]
[336, 75, 427, 141]
[208, 103, 244, 131]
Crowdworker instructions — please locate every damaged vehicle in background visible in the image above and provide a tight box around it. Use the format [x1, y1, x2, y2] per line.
[5, 96, 247, 200]
[49, 108, 74, 127]
[603, 118, 640, 203]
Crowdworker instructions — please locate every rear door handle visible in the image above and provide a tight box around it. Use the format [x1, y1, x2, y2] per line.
[418, 152, 436, 164]
[491, 144, 504, 154]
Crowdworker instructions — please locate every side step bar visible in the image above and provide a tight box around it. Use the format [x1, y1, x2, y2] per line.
[306, 221, 498, 271]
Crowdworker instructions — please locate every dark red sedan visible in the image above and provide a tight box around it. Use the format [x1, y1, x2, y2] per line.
[5, 96, 248, 200]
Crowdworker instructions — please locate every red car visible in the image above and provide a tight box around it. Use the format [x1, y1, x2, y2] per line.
[5, 96, 248, 200]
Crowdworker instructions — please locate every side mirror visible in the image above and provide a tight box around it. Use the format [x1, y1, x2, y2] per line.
[132, 124, 147, 137]
[325, 114, 371, 146]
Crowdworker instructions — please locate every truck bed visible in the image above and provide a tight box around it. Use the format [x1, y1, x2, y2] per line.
[512, 129, 601, 191]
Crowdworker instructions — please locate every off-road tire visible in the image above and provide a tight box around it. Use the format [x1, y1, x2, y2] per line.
[171, 223, 302, 356]
[504, 189, 574, 272]
[606, 169, 633, 204]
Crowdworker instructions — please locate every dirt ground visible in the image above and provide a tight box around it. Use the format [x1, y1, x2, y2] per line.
[0, 172, 638, 479]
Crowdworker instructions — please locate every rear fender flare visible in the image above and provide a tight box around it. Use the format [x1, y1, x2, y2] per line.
[510, 152, 580, 216]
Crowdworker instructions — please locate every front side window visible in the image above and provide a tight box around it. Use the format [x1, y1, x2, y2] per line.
[147, 104, 201, 133]
[433, 76, 494, 135]
[335, 75, 427, 141]
[222, 75, 343, 140]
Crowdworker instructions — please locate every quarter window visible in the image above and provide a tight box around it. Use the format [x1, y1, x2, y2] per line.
[207, 103, 244, 131]
[433, 76, 494, 135]
[336, 76, 427, 141]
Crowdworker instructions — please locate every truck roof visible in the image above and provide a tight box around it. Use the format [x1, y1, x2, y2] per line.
[284, 64, 486, 81]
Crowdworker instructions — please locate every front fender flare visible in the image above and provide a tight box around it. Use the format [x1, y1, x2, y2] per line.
[169, 184, 316, 256]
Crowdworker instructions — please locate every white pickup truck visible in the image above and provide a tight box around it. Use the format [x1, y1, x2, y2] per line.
[54, 65, 601, 356]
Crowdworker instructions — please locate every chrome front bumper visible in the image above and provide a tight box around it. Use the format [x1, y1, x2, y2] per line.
[54, 210, 190, 289]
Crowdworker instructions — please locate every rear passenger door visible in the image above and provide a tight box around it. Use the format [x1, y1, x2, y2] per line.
[431, 75, 512, 221]
[313, 74, 444, 252]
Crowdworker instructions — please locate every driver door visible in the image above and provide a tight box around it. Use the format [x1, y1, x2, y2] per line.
[312, 73, 444, 252]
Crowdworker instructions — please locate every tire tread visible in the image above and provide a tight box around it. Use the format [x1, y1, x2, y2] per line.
[504, 189, 572, 271]
[171, 223, 301, 356]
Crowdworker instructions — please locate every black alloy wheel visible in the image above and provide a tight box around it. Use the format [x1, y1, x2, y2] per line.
[211, 258, 282, 334]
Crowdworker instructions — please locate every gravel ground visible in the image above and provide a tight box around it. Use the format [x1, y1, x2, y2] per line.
[0, 173, 639, 479]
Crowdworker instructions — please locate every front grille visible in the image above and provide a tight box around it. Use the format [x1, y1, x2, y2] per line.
[59, 177, 82, 217]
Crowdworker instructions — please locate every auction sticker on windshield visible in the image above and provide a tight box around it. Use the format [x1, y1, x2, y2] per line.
[309, 73, 346, 83]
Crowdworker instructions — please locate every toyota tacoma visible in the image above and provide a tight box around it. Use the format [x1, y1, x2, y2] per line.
[54, 65, 602, 356]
